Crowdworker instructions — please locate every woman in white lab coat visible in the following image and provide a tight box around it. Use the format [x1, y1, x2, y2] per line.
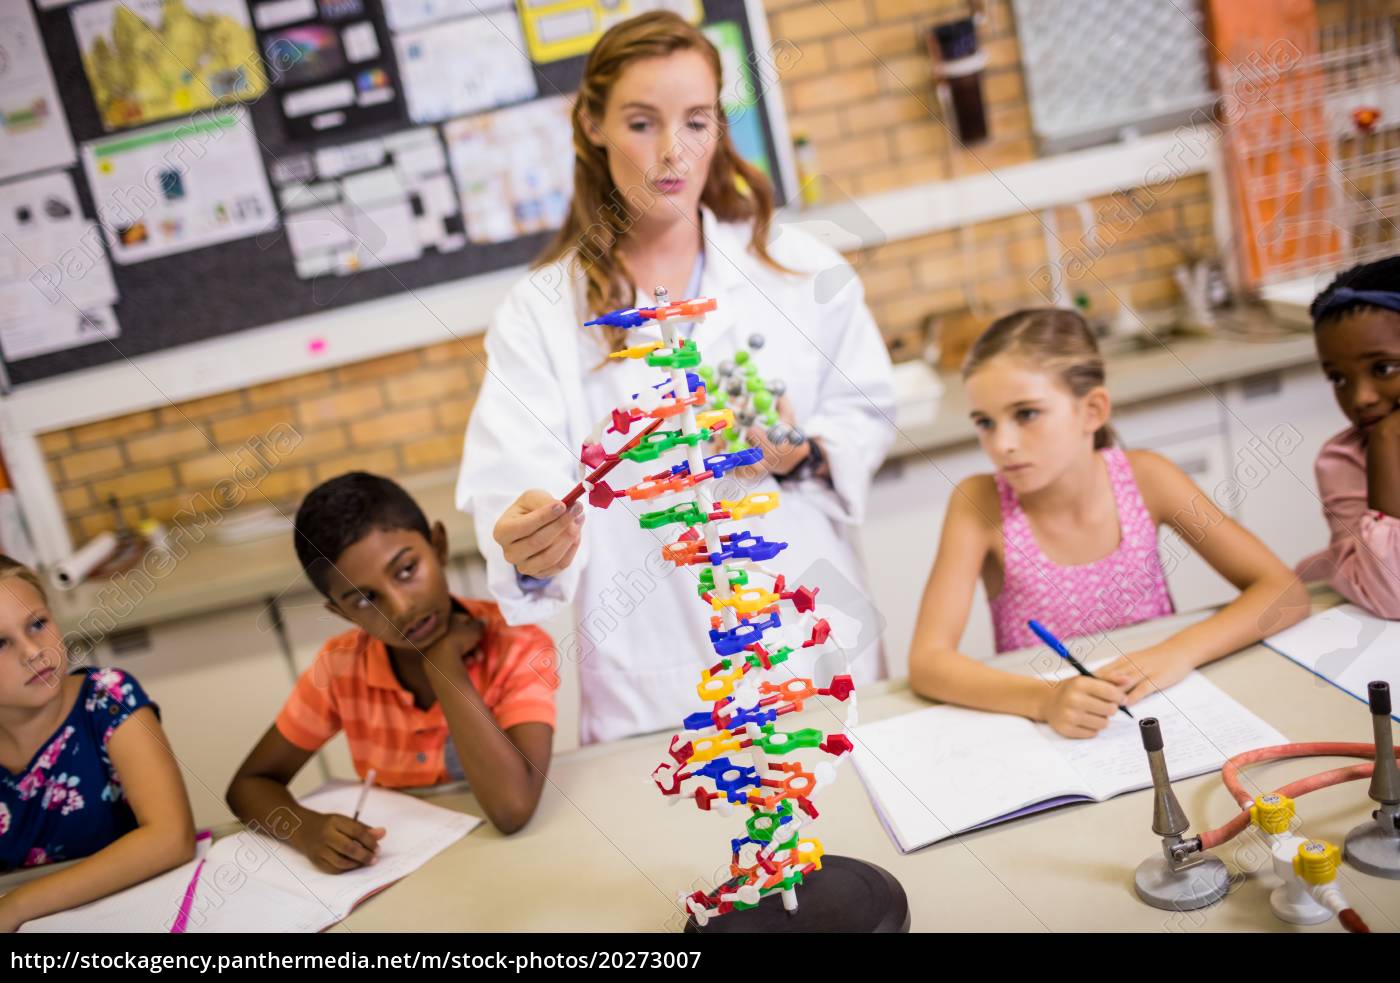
[456, 12, 895, 744]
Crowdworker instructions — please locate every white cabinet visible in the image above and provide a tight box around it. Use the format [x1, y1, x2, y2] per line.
[858, 445, 992, 677]
[90, 602, 305, 829]
[1114, 394, 1238, 612]
[1220, 365, 1337, 569]
[277, 591, 359, 783]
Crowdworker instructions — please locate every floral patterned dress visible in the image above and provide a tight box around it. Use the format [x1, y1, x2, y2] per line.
[0, 668, 156, 872]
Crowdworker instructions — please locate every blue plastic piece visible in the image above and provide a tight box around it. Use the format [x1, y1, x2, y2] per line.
[709, 613, 781, 655]
[703, 447, 764, 479]
[709, 532, 787, 566]
[727, 704, 778, 729]
[696, 757, 760, 802]
[631, 372, 705, 404]
[683, 709, 719, 731]
[585, 307, 652, 328]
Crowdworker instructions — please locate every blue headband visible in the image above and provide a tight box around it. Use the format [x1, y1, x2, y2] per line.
[1314, 286, 1400, 320]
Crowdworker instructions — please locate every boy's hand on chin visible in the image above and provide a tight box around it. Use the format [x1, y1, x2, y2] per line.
[423, 609, 484, 667]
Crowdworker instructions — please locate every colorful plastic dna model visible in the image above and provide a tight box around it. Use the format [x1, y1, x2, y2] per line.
[572, 288, 859, 928]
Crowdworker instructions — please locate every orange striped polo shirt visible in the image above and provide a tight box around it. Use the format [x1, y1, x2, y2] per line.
[275, 597, 558, 787]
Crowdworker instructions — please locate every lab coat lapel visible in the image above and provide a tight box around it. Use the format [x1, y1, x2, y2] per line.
[690, 206, 744, 354]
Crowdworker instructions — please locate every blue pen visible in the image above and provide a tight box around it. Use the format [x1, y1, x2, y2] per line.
[1028, 619, 1133, 719]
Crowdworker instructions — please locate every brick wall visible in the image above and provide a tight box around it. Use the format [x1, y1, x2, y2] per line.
[36, 0, 1215, 546]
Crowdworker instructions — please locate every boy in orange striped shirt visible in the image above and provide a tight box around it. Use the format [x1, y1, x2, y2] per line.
[227, 473, 558, 874]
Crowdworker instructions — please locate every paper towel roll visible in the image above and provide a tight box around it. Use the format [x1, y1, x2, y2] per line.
[54, 531, 119, 590]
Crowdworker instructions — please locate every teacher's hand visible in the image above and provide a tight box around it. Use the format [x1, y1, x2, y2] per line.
[494, 490, 584, 579]
[745, 396, 811, 477]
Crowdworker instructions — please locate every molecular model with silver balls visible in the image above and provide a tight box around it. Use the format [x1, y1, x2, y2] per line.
[698, 335, 806, 454]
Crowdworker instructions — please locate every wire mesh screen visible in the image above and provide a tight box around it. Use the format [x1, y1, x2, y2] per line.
[1220, 11, 1400, 285]
[1012, 0, 1216, 154]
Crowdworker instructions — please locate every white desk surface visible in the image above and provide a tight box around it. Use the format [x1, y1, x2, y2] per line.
[7, 598, 1397, 932]
[332, 600, 1400, 933]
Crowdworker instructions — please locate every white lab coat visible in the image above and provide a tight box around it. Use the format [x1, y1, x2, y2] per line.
[456, 207, 896, 744]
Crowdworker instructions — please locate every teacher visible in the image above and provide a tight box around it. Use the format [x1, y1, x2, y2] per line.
[457, 11, 895, 744]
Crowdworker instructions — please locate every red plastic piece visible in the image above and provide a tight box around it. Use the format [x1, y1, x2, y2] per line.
[820, 733, 853, 756]
[822, 675, 855, 702]
[803, 619, 832, 647]
[588, 481, 618, 509]
[580, 442, 608, 468]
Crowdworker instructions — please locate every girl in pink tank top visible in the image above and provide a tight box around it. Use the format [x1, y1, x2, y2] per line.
[907, 309, 1307, 739]
[990, 444, 1175, 652]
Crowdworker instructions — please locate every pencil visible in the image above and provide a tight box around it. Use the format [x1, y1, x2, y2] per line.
[351, 768, 377, 822]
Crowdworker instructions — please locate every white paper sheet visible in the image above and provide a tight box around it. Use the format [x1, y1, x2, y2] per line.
[1265, 603, 1400, 719]
[0, 3, 77, 180]
[392, 11, 537, 124]
[81, 108, 278, 265]
[20, 836, 212, 933]
[274, 127, 463, 278]
[0, 171, 121, 361]
[183, 785, 481, 933]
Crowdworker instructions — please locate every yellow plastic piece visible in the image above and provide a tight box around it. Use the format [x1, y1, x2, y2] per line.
[696, 665, 744, 702]
[717, 492, 780, 520]
[688, 729, 742, 763]
[794, 837, 824, 871]
[711, 587, 779, 615]
[1250, 792, 1296, 834]
[696, 407, 735, 432]
[1293, 839, 1341, 885]
[609, 340, 663, 360]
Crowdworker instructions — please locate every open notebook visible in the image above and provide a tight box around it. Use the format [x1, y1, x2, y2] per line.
[20, 784, 481, 933]
[852, 671, 1286, 853]
[1265, 603, 1400, 721]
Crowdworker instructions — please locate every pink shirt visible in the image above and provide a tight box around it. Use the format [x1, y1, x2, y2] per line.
[1299, 427, 1400, 618]
[989, 446, 1176, 653]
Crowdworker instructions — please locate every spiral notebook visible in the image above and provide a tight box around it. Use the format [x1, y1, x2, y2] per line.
[852, 671, 1286, 853]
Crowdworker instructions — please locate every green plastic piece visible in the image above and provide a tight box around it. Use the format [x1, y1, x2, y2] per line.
[753, 727, 823, 755]
[619, 428, 703, 463]
[745, 803, 792, 842]
[753, 391, 773, 413]
[742, 644, 793, 670]
[734, 349, 750, 365]
[698, 364, 716, 385]
[697, 566, 748, 596]
[638, 502, 707, 529]
[711, 392, 728, 409]
[725, 427, 740, 442]
[761, 412, 778, 427]
[646, 339, 702, 370]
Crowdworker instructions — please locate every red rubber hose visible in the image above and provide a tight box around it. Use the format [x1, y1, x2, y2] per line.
[1196, 743, 1400, 851]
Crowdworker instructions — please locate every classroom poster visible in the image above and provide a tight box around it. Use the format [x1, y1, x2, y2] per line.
[81, 107, 278, 264]
[391, 9, 537, 124]
[71, 0, 268, 131]
[516, 0, 701, 64]
[0, 171, 121, 362]
[704, 19, 771, 181]
[269, 127, 466, 277]
[251, 0, 401, 138]
[0, 2, 77, 181]
[382, 0, 514, 31]
[442, 95, 573, 244]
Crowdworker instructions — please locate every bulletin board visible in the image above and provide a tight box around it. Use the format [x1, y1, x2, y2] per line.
[1, 0, 793, 386]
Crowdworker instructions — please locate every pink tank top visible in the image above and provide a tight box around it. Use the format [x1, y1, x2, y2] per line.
[989, 446, 1175, 653]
